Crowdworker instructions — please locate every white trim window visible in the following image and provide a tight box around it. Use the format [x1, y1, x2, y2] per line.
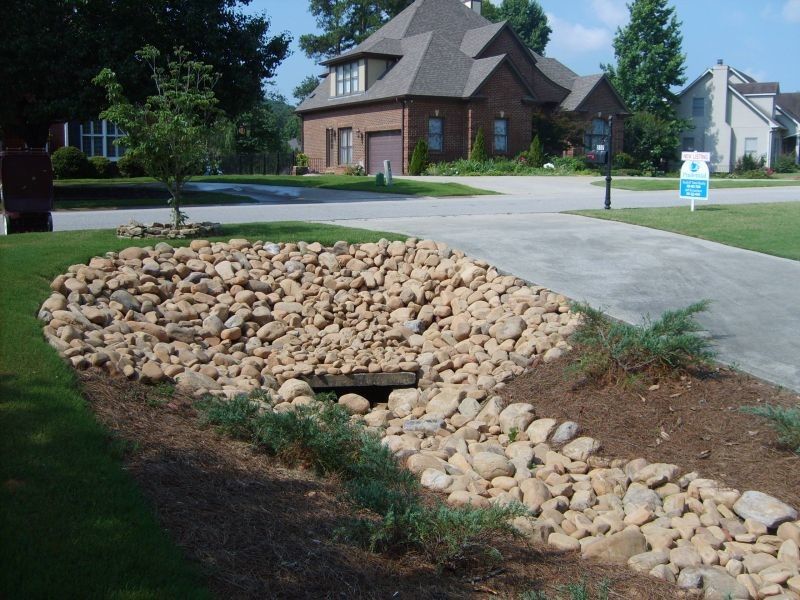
[692, 97, 705, 118]
[744, 137, 758, 157]
[335, 62, 360, 96]
[428, 117, 443, 152]
[81, 119, 125, 159]
[493, 118, 508, 153]
[339, 128, 353, 165]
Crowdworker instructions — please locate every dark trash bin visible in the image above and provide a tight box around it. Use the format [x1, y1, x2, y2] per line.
[1, 149, 55, 234]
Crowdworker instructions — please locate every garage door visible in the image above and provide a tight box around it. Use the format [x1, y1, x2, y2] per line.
[367, 130, 402, 175]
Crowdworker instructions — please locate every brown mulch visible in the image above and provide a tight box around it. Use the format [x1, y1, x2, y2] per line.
[81, 372, 677, 600]
[502, 358, 800, 508]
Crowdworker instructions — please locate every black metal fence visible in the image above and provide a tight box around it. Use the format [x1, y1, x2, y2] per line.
[219, 152, 296, 175]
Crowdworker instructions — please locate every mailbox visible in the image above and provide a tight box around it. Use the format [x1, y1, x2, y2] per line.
[586, 150, 608, 165]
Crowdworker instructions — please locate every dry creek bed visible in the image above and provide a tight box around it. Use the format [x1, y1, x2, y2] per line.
[40, 237, 800, 600]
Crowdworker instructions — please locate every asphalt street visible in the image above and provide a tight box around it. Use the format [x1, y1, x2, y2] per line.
[49, 176, 800, 391]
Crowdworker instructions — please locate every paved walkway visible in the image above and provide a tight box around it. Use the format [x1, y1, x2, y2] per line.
[329, 213, 800, 392]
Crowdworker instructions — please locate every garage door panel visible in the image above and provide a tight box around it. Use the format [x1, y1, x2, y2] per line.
[367, 131, 402, 175]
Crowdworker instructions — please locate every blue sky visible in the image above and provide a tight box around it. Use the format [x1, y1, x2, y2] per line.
[252, 0, 800, 103]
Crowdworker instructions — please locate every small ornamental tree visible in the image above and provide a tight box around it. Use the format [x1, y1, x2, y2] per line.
[527, 135, 545, 167]
[94, 46, 225, 227]
[470, 128, 488, 162]
[409, 138, 429, 175]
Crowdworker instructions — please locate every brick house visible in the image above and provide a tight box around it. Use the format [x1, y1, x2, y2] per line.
[296, 0, 628, 174]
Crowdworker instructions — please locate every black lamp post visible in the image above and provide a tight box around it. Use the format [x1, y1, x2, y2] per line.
[605, 115, 614, 210]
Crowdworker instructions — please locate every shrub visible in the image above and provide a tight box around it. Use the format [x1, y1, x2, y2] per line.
[409, 138, 429, 175]
[526, 135, 545, 168]
[51, 146, 90, 179]
[117, 153, 147, 178]
[570, 301, 715, 383]
[423, 156, 594, 177]
[295, 152, 310, 167]
[88, 156, 117, 178]
[375, 172, 385, 186]
[552, 155, 591, 172]
[774, 153, 799, 174]
[613, 151, 638, 169]
[741, 404, 800, 454]
[734, 153, 766, 174]
[343, 164, 366, 176]
[470, 128, 488, 162]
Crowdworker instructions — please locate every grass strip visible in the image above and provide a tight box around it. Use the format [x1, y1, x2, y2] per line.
[55, 174, 497, 197]
[592, 178, 800, 191]
[0, 222, 401, 598]
[55, 191, 256, 210]
[571, 202, 800, 260]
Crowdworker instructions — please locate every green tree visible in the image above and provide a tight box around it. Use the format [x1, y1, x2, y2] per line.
[531, 109, 582, 155]
[409, 139, 429, 175]
[1, 0, 290, 146]
[294, 75, 323, 103]
[601, 0, 686, 120]
[300, 0, 413, 60]
[95, 47, 228, 228]
[470, 128, 488, 162]
[483, 0, 551, 55]
[624, 111, 682, 170]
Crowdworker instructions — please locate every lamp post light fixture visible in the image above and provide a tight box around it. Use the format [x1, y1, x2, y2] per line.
[604, 115, 614, 210]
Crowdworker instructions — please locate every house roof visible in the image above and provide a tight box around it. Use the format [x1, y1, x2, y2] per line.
[732, 82, 780, 95]
[297, 0, 617, 114]
[777, 93, 800, 124]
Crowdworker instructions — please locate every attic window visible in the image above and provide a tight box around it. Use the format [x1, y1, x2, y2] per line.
[335, 61, 360, 96]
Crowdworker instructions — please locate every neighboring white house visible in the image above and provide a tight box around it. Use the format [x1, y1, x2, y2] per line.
[677, 60, 800, 173]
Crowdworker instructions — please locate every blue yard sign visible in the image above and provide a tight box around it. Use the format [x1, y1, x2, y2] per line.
[679, 152, 710, 211]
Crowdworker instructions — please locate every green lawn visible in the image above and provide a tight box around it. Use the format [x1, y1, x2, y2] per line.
[55, 191, 255, 210]
[592, 178, 800, 191]
[572, 202, 800, 260]
[56, 174, 496, 196]
[0, 222, 402, 598]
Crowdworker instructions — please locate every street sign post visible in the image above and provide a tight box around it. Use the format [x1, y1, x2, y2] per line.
[679, 156, 710, 212]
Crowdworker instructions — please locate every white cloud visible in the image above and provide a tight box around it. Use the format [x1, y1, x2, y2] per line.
[783, 0, 800, 21]
[546, 12, 612, 57]
[589, 0, 628, 29]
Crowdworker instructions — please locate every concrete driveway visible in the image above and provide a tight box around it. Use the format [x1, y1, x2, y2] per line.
[48, 176, 800, 391]
[334, 212, 800, 392]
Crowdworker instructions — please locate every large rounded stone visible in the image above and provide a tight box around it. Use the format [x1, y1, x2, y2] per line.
[278, 378, 314, 402]
[472, 452, 514, 480]
[338, 393, 370, 415]
[498, 402, 536, 434]
[493, 316, 526, 342]
[582, 529, 647, 563]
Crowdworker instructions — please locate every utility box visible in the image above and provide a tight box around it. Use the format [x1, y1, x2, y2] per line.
[0, 150, 54, 234]
[383, 160, 393, 186]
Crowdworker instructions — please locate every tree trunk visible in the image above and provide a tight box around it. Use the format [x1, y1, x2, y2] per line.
[171, 185, 182, 229]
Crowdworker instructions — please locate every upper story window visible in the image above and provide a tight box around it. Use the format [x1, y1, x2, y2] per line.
[81, 120, 125, 159]
[494, 118, 508, 153]
[335, 62, 360, 96]
[683, 137, 695, 151]
[428, 117, 443, 152]
[692, 97, 705, 118]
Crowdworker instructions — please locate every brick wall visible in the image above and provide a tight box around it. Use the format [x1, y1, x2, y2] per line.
[467, 63, 533, 158]
[406, 99, 468, 164]
[480, 30, 567, 104]
[302, 101, 403, 173]
[573, 79, 628, 154]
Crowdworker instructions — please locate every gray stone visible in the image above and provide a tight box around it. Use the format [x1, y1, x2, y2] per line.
[551, 421, 580, 444]
[110, 290, 141, 312]
[733, 491, 798, 529]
